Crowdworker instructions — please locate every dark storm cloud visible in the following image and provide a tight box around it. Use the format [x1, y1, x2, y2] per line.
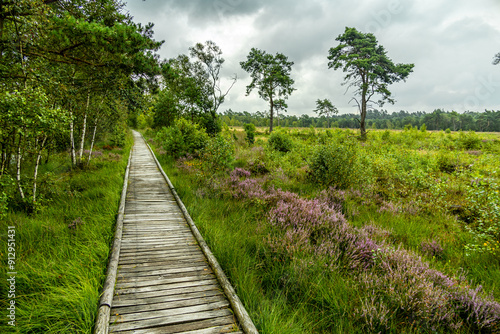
[127, 0, 265, 26]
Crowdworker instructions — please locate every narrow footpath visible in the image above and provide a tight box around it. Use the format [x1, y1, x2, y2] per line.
[100, 131, 254, 333]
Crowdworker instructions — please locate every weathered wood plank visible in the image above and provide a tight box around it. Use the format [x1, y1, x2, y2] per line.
[112, 285, 223, 304]
[115, 278, 217, 295]
[111, 289, 223, 308]
[112, 294, 226, 315]
[109, 309, 233, 332]
[111, 315, 236, 334]
[116, 273, 214, 289]
[110, 300, 230, 324]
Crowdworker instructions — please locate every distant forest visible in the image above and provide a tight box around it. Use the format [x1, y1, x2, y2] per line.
[221, 109, 500, 132]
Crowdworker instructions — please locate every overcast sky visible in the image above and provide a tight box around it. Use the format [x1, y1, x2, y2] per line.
[125, 0, 500, 116]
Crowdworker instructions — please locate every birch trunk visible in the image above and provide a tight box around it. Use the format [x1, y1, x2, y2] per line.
[78, 91, 90, 165]
[70, 111, 76, 166]
[87, 118, 98, 166]
[16, 136, 24, 200]
[33, 135, 47, 203]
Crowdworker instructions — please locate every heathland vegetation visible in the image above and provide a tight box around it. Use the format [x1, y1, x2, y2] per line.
[1, 1, 500, 333]
[145, 123, 500, 333]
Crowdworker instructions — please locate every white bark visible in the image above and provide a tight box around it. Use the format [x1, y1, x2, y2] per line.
[70, 111, 76, 166]
[33, 135, 47, 203]
[87, 118, 98, 166]
[16, 137, 24, 200]
[78, 91, 90, 164]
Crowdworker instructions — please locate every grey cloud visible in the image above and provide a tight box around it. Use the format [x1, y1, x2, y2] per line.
[125, 0, 500, 115]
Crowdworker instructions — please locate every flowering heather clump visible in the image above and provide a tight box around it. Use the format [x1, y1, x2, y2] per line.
[230, 167, 251, 180]
[355, 224, 392, 240]
[215, 166, 500, 331]
[450, 285, 500, 332]
[421, 239, 444, 258]
[377, 201, 401, 214]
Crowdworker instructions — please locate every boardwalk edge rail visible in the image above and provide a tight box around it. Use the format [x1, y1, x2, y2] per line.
[145, 137, 259, 334]
[94, 149, 133, 334]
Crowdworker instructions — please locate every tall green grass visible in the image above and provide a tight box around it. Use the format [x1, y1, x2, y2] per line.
[0, 134, 132, 333]
[149, 126, 500, 333]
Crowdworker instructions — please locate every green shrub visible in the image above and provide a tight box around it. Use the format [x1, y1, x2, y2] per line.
[155, 118, 209, 158]
[201, 134, 235, 172]
[308, 140, 360, 189]
[200, 113, 222, 136]
[445, 128, 451, 134]
[458, 131, 482, 150]
[381, 130, 391, 141]
[420, 123, 427, 132]
[110, 121, 127, 147]
[268, 130, 293, 152]
[244, 123, 256, 145]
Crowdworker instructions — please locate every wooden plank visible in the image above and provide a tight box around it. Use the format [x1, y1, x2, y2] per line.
[109, 309, 233, 332]
[116, 276, 215, 291]
[118, 247, 204, 256]
[115, 278, 217, 295]
[118, 255, 206, 266]
[111, 289, 223, 308]
[112, 284, 222, 303]
[112, 294, 226, 315]
[117, 269, 213, 282]
[110, 300, 230, 324]
[178, 326, 241, 334]
[111, 316, 236, 334]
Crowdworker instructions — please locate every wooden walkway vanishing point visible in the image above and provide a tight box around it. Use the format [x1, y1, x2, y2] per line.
[94, 131, 257, 334]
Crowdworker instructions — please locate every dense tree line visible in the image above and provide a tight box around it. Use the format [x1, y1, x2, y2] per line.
[0, 0, 163, 206]
[220, 108, 500, 132]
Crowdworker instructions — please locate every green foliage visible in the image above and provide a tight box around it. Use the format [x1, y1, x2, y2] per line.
[313, 98, 338, 128]
[109, 121, 127, 147]
[200, 113, 223, 136]
[156, 118, 209, 159]
[240, 48, 295, 132]
[244, 123, 256, 144]
[458, 131, 482, 150]
[153, 90, 180, 128]
[268, 130, 293, 153]
[420, 123, 427, 132]
[464, 179, 500, 256]
[201, 134, 235, 172]
[327, 27, 414, 137]
[0, 175, 14, 218]
[308, 140, 360, 189]
[381, 129, 391, 141]
[0, 138, 131, 333]
[445, 128, 451, 134]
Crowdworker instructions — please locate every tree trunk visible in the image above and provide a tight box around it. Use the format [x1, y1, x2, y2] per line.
[87, 118, 98, 166]
[33, 135, 47, 203]
[70, 111, 76, 166]
[78, 91, 90, 165]
[269, 95, 274, 133]
[16, 135, 24, 200]
[360, 94, 367, 140]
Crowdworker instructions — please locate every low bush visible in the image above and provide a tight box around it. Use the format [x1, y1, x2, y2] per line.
[268, 130, 293, 152]
[201, 134, 235, 173]
[244, 123, 256, 145]
[155, 118, 209, 158]
[458, 131, 482, 150]
[308, 140, 361, 189]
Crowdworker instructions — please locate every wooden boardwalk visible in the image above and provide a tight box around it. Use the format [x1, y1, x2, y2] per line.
[97, 131, 254, 333]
